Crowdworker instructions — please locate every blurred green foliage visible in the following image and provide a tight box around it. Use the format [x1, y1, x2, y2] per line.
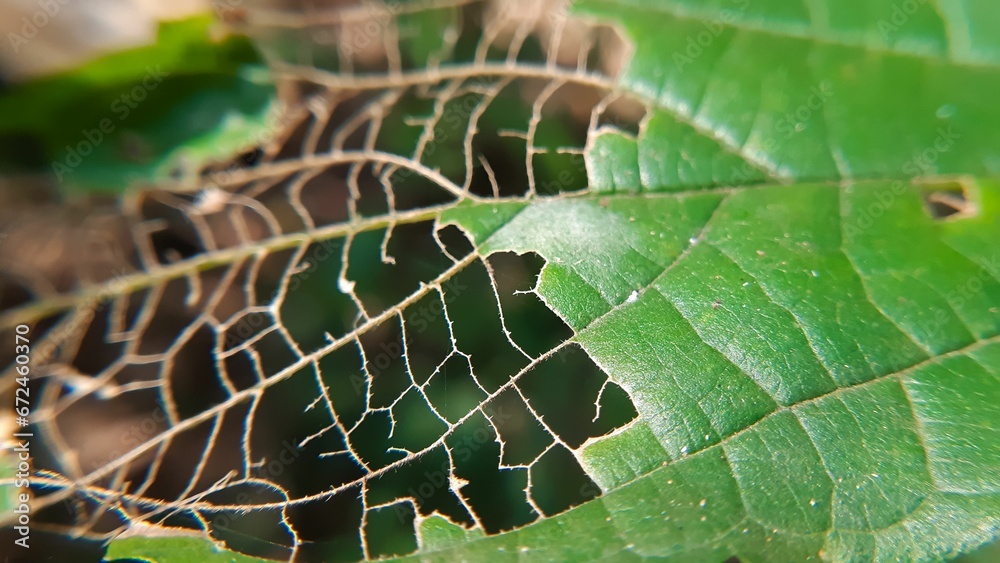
[0, 16, 275, 195]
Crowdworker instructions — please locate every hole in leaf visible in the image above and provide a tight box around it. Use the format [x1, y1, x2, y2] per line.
[363, 504, 419, 559]
[137, 419, 219, 501]
[389, 389, 449, 452]
[279, 239, 355, 349]
[424, 355, 490, 424]
[486, 390, 554, 467]
[287, 486, 365, 563]
[138, 193, 202, 261]
[70, 304, 124, 376]
[529, 444, 600, 516]
[402, 292, 455, 386]
[920, 180, 976, 219]
[368, 445, 475, 529]
[446, 259, 532, 392]
[166, 324, 228, 418]
[318, 345, 369, 430]
[447, 411, 536, 533]
[596, 96, 647, 137]
[351, 410, 407, 470]
[361, 317, 410, 408]
[435, 223, 475, 260]
[298, 167, 352, 226]
[252, 329, 301, 378]
[517, 343, 637, 448]
[222, 310, 272, 352]
[205, 493, 295, 561]
[488, 252, 573, 356]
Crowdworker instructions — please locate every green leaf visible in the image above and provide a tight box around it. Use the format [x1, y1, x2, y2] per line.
[7, 1, 999, 561]
[437, 179, 1000, 560]
[107, 535, 267, 562]
[0, 16, 274, 194]
[578, 0, 1000, 188]
[95, 177, 1000, 561]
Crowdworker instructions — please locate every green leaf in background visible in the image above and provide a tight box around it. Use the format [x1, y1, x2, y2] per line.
[0, 16, 275, 194]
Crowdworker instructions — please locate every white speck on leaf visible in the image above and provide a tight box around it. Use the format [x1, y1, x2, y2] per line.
[626, 290, 639, 304]
[338, 278, 356, 293]
[936, 104, 957, 118]
[193, 187, 228, 214]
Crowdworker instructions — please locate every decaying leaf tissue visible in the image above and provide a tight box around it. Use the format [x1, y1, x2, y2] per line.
[1, 1, 999, 562]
